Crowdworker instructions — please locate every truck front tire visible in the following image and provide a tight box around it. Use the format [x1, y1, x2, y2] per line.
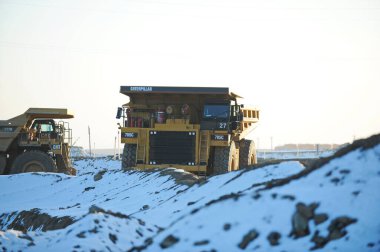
[10, 151, 57, 174]
[213, 143, 238, 175]
[122, 144, 137, 170]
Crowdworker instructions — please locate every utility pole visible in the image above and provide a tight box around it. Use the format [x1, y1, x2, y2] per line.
[270, 136, 273, 151]
[88, 126, 92, 157]
[114, 136, 117, 159]
[117, 130, 121, 160]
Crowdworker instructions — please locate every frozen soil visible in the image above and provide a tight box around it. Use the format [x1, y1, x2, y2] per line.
[0, 133, 380, 251]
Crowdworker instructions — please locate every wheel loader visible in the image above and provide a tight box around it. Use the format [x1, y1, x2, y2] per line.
[117, 86, 259, 175]
[0, 108, 76, 175]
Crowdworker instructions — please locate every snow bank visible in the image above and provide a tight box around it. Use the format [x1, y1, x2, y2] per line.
[1, 134, 380, 251]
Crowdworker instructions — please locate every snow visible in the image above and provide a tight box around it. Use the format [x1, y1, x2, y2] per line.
[1, 143, 380, 251]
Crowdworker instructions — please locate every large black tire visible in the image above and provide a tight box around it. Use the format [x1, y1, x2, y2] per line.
[10, 151, 57, 174]
[213, 143, 238, 175]
[122, 144, 137, 170]
[239, 139, 257, 169]
[0, 155, 6, 174]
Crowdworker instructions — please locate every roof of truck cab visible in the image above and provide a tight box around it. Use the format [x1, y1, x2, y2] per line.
[120, 86, 242, 99]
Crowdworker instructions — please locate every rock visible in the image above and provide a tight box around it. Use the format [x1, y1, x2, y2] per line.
[339, 169, 351, 174]
[290, 211, 309, 238]
[238, 229, 259, 249]
[160, 235, 179, 249]
[193, 240, 209, 246]
[252, 194, 261, 200]
[310, 231, 328, 250]
[138, 219, 146, 226]
[352, 191, 360, 196]
[267, 231, 281, 246]
[290, 207, 310, 238]
[325, 170, 333, 177]
[327, 216, 357, 240]
[330, 177, 340, 185]
[290, 202, 321, 238]
[83, 186, 95, 192]
[367, 242, 375, 248]
[93, 169, 107, 181]
[314, 213, 329, 225]
[141, 205, 150, 210]
[223, 223, 231, 231]
[158, 168, 199, 186]
[297, 202, 318, 219]
[76, 231, 86, 238]
[281, 194, 295, 201]
[309, 216, 357, 249]
[109, 233, 118, 244]
[329, 229, 347, 240]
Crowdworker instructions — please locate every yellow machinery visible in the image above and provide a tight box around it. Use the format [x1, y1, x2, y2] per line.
[117, 86, 259, 175]
[0, 108, 76, 175]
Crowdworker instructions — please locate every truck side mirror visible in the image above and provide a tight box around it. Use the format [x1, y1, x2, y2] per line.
[116, 107, 122, 119]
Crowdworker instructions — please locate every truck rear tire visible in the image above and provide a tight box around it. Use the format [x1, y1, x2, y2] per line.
[239, 139, 257, 169]
[0, 155, 6, 174]
[213, 143, 238, 175]
[10, 151, 57, 174]
[122, 144, 137, 170]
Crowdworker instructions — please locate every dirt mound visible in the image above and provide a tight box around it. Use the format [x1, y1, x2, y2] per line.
[0, 209, 74, 232]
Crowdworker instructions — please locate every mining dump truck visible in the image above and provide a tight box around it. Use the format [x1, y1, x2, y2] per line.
[117, 86, 259, 175]
[0, 108, 76, 175]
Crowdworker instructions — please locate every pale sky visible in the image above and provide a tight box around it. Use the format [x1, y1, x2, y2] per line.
[0, 0, 379, 149]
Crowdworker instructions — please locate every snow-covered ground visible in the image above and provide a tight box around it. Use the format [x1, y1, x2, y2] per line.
[1, 135, 380, 251]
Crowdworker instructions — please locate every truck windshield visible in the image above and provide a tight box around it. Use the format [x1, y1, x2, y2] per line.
[203, 104, 230, 119]
[32, 120, 55, 132]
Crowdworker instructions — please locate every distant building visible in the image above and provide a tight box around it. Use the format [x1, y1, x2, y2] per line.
[275, 144, 341, 151]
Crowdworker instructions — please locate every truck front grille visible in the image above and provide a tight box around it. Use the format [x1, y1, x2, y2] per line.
[149, 131, 196, 165]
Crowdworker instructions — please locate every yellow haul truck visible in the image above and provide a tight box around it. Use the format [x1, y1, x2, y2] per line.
[117, 86, 259, 175]
[0, 108, 76, 175]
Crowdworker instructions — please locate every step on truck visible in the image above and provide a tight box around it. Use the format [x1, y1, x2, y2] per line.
[117, 86, 259, 175]
[0, 108, 76, 175]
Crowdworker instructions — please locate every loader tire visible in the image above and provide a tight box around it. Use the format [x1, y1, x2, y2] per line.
[213, 143, 238, 175]
[0, 155, 6, 174]
[10, 151, 57, 174]
[239, 139, 257, 169]
[122, 144, 136, 170]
